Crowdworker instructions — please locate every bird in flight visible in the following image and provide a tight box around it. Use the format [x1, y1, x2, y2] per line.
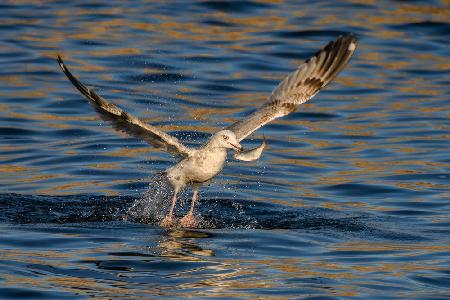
[57, 34, 357, 228]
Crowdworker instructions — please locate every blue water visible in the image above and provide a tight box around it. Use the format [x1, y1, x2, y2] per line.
[1, 1, 450, 299]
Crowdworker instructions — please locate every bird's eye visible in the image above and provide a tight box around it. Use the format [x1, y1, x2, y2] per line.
[223, 135, 229, 140]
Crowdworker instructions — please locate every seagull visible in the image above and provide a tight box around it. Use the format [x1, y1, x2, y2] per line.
[57, 34, 357, 228]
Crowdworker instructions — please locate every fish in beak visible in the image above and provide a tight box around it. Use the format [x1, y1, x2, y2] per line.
[233, 136, 267, 161]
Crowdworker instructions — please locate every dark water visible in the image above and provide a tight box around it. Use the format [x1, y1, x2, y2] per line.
[1, 0, 450, 299]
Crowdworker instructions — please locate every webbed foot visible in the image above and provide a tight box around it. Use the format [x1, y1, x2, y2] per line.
[160, 215, 175, 228]
[179, 213, 198, 228]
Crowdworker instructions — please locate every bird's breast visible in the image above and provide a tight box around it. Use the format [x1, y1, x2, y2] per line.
[185, 148, 227, 182]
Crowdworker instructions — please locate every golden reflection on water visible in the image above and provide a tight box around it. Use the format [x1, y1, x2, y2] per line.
[0, 1, 449, 299]
[1, 230, 442, 299]
[2, 225, 447, 298]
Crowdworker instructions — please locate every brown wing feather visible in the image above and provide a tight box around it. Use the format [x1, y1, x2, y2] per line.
[227, 34, 357, 141]
[57, 56, 192, 157]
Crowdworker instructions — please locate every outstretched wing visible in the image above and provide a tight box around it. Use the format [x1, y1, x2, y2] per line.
[227, 34, 357, 141]
[57, 56, 192, 157]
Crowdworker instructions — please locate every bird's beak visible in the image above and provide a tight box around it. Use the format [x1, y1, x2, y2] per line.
[230, 142, 243, 152]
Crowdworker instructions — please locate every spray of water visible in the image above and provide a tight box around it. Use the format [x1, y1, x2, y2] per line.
[125, 172, 174, 223]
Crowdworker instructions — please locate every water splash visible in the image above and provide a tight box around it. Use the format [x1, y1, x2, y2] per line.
[126, 172, 174, 223]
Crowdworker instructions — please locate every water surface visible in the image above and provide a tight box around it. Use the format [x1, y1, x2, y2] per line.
[1, 0, 449, 299]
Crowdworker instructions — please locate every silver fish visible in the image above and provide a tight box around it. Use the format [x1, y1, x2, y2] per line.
[233, 136, 267, 162]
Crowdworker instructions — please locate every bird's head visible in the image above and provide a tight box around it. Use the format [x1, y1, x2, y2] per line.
[210, 130, 243, 151]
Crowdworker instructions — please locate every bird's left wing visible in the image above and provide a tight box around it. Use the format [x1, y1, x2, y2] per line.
[57, 56, 192, 157]
[227, 34, 357, 141]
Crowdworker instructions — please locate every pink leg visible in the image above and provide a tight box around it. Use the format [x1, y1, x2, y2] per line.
[160, 191, 178, 227]
[180, 189, 199, 228]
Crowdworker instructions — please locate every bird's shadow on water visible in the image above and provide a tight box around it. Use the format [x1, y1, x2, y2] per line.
[0, 187, 423, 241]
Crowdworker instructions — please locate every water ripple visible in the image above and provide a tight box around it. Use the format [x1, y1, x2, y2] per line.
[0, 0, 449, 298]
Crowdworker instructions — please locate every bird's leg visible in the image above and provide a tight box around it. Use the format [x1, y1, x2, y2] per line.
[160, 191, 178, 227]
[180, 188, 199, 228]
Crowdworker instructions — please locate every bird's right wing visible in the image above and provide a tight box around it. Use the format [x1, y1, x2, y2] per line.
[57, 56, 192, 157]
[227, 34, 357, 141]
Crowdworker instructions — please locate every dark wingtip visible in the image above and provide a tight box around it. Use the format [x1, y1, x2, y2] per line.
[345, 33, 358, 48]
[56, 55, 66, 72]
[55, 55, 92, 99]
[348, 32, 358, 40]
